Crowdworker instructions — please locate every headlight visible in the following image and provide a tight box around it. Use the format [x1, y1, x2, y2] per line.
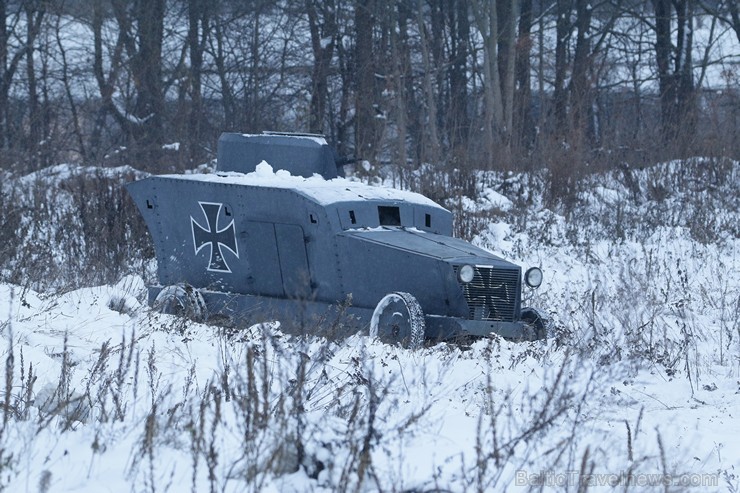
[524, 267, 543, 288]
[458, 264, 475, 283]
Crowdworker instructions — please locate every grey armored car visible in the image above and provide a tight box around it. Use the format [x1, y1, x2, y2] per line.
[127, 132, 548, 347]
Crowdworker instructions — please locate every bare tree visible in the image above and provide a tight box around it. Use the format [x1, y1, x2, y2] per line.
[389, 1, 409, 172]
[24, 0, 47, 169]
[721, 0, 740, 43]
[354, 0, 380, 161]
[0, 0, 45, 164]
[90, 0, 168, 164]
[207, 1, 299, 135]
[415, 2, 442, 165]
[497, 0, 518, 155]
[209, 1, 236, 130]
[472, 0, 519, 163]
[652, 0, 697, 145]
[186, 0, 210, 163]
[306, 0, 337, 134]
[332, 2, 354, 157]
[1, 0, 737, 177]
[513, 0, 534, 154]
[568, 0, 593, 145]
[552, 0, 572, 134]
[49, 10, 87, 163]
[447, 0, 470, 150]
[118, 0, 166, 156]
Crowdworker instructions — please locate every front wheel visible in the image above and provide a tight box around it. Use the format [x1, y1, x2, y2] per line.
[153, 284, 208, 322]
[369, 292, 425, 349]
[521, 307, 549, 340]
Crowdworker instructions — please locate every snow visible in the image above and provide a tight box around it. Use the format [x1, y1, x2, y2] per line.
[162, 161, 447, 209]
[347, 226, 427, 234]
[15, 163, 143, 186]
[240, 133, 328, 147]
[1, 157, 739, 492]
[162, 142, 180, 151]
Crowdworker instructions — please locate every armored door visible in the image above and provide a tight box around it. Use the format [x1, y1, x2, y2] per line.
[275, 224, 312, 298]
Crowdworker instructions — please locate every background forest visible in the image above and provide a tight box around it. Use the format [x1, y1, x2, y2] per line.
[1, 0, 738, 184]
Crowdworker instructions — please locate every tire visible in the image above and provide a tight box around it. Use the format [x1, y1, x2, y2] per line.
[369, 292, 426, 349]
[153, 284, 208, 322]
[520, 307, 548, 340]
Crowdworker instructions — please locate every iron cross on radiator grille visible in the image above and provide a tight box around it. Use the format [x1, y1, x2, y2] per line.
[462, 267, 518, 321]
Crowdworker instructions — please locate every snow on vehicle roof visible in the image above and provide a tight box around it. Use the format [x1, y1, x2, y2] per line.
[239, 132, 329, 146]
[160, 161, 446, 208]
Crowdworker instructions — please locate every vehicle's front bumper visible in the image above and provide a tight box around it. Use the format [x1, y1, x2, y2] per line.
[424, 314, 544, 342]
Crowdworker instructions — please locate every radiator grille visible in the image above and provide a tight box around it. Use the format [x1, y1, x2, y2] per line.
[457, 266, 519, 321]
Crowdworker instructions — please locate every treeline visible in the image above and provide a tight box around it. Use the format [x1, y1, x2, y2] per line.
[1, 0, 739, 178]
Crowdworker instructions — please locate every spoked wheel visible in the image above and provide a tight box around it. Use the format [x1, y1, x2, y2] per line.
[153, 284, 208, 322]
[369, 292, 426, 349]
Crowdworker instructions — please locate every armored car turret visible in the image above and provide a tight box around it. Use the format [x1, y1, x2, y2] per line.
[127, 132, 548, 347]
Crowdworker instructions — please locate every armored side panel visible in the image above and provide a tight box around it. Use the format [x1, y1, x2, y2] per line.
[126, 176, 343, 300]
[217, 133, 340, 179]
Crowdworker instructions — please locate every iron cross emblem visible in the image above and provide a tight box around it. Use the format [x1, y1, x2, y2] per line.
[191, 202, 239, 273]
[466, 269, 510, 319]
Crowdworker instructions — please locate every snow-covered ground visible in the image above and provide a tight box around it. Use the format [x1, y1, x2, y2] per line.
[1, 157, 738, 492]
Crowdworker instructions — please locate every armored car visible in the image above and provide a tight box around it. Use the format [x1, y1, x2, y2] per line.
[127, 132, 548, 347]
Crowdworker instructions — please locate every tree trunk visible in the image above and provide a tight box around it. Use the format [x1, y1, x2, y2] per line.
[92, 0, 130, 158]
[675, 0, 696, 146]
[334, 23, 352, 158]
[212, 16, 236, 130]
[0, 0, 44, 155]
[0, 0, 7, 150]
[54, 13, 87, 162]
[25, 1, 41, 169]
[729, 0, 740, 43]
[187, 0, 209, 164]
[106, 0, 165, 162]
[569, 0, 593, 145]
[497, 0, 518, 156]
[132, 0, 165, 155]
[416, 4, 441, 164]
[307, 0, 337, 134]
[448, 0, 470, 149]
[396, 0, 419, 168]
[653, 0, 675, 141]
[514, 0, 533, 153]
[553, 0, 572, 133]
[246, 2, 266, 132]
[473, 0, 504, 161]
[392, 1, 410, 173]
[430, 0, 446, 143]
[354, 0, 378, 161]
[652, 0, 696, 147]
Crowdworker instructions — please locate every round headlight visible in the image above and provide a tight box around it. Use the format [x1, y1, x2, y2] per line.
[458, 265, 475, 283]
[524, 267, 543, 288]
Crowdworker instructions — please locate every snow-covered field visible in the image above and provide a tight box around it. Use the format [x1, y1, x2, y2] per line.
[1, 157, 738, 492]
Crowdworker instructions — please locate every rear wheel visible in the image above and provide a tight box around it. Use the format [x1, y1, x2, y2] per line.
[153, 284, 208, 322]
[369, 292, 425, 349]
